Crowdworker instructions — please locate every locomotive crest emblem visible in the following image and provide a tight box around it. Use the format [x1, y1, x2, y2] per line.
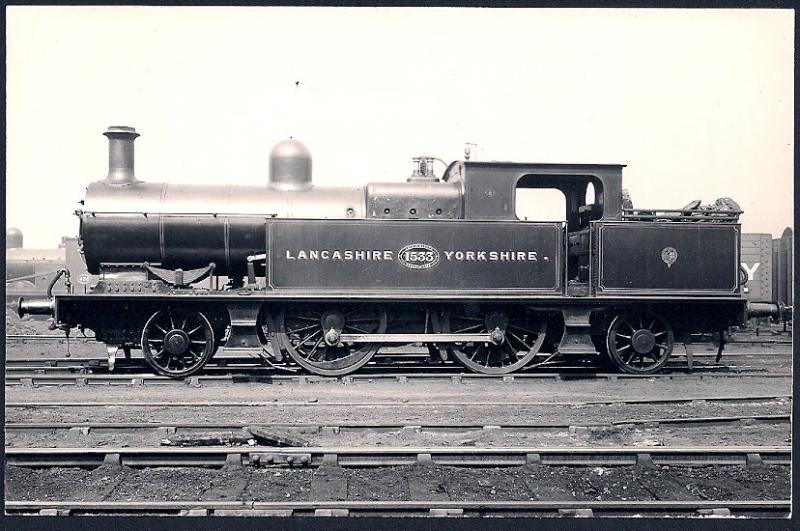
[398, 244, 440, 269]
[661, 246, 678, 268]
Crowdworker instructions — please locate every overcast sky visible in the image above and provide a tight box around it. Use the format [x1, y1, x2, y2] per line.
[6, 7, 794, 248]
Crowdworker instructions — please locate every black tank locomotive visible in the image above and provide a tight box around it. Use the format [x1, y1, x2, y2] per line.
[18, 126, 784, 377]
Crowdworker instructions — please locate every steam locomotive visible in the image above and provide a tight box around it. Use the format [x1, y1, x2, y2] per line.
[17, 126, 785, 377]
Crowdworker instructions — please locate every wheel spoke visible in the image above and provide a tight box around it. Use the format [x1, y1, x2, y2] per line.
[503, 341, 518, 362]
[286, 315, 319, 322]
[453, 323, 484, 334]
[305, 336, 325, 359]
[295, 329, 322, 346]
[155, 324, 168, 335]
[507, 323, 541, 336]
[344, 324, 370, 334]
[468, 345, 481, 361]
[287, 323, 318, 335]
[616, 333, 632, 339]
[481, 346, 493, 367]
[507, 331, 530, 350]
[186, 325, 203, 336]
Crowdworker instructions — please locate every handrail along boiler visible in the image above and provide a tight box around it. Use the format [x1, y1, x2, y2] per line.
[18, 126, 785, 377]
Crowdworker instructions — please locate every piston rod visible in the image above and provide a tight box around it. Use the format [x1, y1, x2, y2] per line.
[339, 333, 493, 343]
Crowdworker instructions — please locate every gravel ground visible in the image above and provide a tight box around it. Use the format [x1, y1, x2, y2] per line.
[6, 371, 792, 403]
[5, 463, 789, 503]
[5, 329, 792, 512]
[5, 309, 57, 335]
[6, 377, 792, 429]
[4, 419, 791, 449]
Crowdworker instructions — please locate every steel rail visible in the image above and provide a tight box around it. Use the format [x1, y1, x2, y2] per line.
[5, 334, 97, 341]
[4, 445, 791, 468]
[3, 499, 790, 517]
[4, 371, 792, 387]
[4, 350, 792, 368]
[5, 333, 791, 346]
[4, 413, 790, 433]
[5, 359, 787, 377]
[6, 394, 791, 409]
[4, 353, 791, 369]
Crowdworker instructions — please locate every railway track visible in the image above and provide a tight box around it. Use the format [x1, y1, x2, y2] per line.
[4, 350, 791, 369]
[4, 499, 789, 517]
[6, 333, 790, 383]
[7, 333, 792, 345]
[7, 393, 790, 409]
[5, 351, 791, 373]
[4, 370, 792, 388]
[5, 445, 791, 468]
[4, 413, 789, 438]
[6, 332, 789, 384]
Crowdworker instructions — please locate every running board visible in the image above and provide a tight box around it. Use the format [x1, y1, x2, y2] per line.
[339, 333, 492, 343]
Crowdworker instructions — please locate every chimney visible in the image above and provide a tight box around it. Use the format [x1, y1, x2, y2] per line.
[103, 126, 140, 185]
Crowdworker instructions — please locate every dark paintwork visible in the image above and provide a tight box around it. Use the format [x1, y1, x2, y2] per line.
[18, 126, 770, 367]
[268, 220, 562, 292]
[445, 162, 624, 228]
[596, 222, 740, 295]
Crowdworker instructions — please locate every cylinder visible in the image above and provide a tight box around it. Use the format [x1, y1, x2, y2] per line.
[745, 301, 784, 320]
[6, 227, 23, 249]
[103, 126, 140, 186]
[17, 296, 55, 317]
[269, 139, 312, 190]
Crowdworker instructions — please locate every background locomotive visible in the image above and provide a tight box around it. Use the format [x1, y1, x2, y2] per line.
[17, 126, 788, 377]
[5, 230, 94, 306]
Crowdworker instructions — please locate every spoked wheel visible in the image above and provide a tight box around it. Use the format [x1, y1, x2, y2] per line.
[606, 310, 674, 374]
[141, 308, 215, 378]
[442, 306, 547, 374]
[277, 304, 387, 376]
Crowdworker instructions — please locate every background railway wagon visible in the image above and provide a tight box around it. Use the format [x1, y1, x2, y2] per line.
[740, 233, 772, 303]
[772, 227, 793, 308]
[740, 229, 792, 328]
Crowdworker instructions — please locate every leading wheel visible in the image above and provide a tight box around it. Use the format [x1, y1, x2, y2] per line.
[277, 304, 387, 376]
[605, 310, 674, 374]
[141, 308, 215, 378]
[442, 306, 547, 374]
